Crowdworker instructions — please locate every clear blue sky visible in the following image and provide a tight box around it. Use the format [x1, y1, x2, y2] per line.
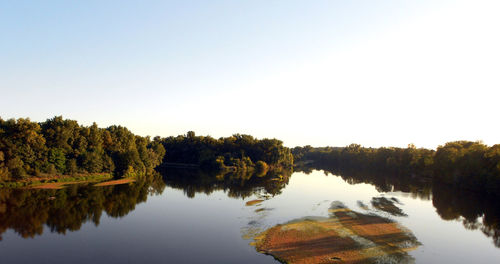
[1, 0, 499, 148]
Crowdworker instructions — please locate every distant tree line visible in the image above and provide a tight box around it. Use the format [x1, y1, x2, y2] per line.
[0, 116, 165, 181]
[4, 116, 498, 192]
[293, 141, 500, 193]
[160, 132, 293, 175]
[0, 117, 294, 182]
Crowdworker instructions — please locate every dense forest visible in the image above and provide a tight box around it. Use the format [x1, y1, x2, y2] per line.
[0, 117, 293, 183]
[293, 141, 500, 193]
[160, 132, 293, 175]
[2, 116, 500, 194]
[0, 117, 166, 182]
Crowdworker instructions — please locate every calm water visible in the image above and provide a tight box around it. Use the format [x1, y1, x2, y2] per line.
[0, 169, 499, 263]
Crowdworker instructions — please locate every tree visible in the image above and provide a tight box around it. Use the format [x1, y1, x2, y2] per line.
[48, 148, 66, 173]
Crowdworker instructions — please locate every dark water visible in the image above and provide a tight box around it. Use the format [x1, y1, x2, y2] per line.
[0, 169, 499, 263]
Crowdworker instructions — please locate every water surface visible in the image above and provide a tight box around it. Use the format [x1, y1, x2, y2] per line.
[0, 170, 499, 263]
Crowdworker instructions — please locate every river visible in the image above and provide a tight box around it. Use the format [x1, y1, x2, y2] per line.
[0, 169, 498, 263]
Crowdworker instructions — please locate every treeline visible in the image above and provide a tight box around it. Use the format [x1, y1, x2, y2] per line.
[0, 116, 294, 182]
[293, 141, 500, 193]
[160, 132, 293, 175]
[0, 116, 165, 181]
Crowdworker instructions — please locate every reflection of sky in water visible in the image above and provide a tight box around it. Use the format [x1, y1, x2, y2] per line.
[1, 170, 499, 264]
[244, 171, 500, 264]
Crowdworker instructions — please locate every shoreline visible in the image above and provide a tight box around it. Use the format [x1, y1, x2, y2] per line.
[0, 173, 113, 189]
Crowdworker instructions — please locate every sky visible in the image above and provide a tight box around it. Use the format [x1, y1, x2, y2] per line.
[1, 0, 499, 149]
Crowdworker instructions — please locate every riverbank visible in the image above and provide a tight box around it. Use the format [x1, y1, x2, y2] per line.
[0, 173, 113, 188]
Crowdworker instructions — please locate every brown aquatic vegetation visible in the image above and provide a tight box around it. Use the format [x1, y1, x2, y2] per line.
[93, 178, 135, 187]
[251, 202, 419, 264]
[246, 199, 264, 206]
[255, 208, 274, 213]
[371, 197, 407, 217]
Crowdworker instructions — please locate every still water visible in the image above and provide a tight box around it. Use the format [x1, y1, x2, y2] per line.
[0, 169, 499, 263]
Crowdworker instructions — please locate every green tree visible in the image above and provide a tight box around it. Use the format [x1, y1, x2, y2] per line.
[48, 148, 66, 173]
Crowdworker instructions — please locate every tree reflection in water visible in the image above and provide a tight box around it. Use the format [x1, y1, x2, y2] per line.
[0, 168, 291, 240]
[0, 173, 166, 240]
[296, 164, 500, 248]
[0, 165, 498, 249]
